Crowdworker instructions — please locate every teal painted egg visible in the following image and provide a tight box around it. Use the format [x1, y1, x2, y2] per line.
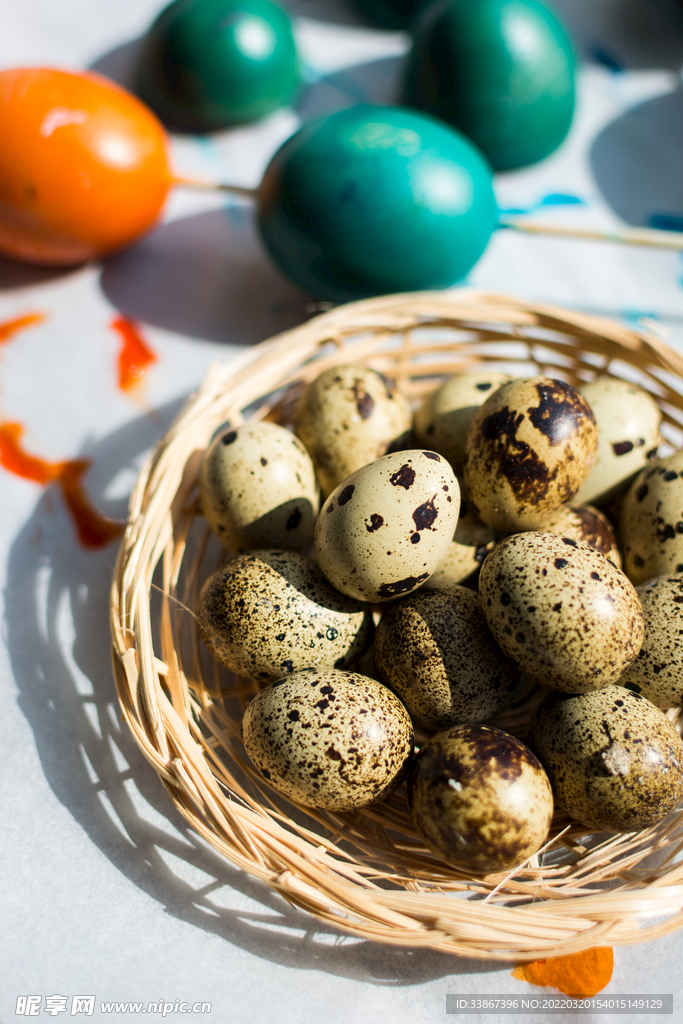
[352, 0, 433, 30]
[404, 0, 576, 171]
[135, 0, 300, 130]
[256, 105, 496, 303]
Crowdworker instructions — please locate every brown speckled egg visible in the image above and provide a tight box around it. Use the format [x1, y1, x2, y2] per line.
[542, 504, 621, 566]
[424, 486, 495, 588]
[374, 586, 519, 728]
[413, 371, 511, 473]
[315, 450, 460, 603]
[574, 378, 661, 506]
[620, 453, 683, 584]
[196, 550, 372, 681]
[408, 724, 553, 875]
[199, 422, 319, 552]
[479, 533, 644, 693]
[242, 669, 414, 810]
[619, 574, 683, 708]
[530, 686, 683, 832]
[464, 376, 598, 532]
[295, 364, 412, 497]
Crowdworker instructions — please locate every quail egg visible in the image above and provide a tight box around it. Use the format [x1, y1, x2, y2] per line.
[242, 669, 414, 810]
[199, 421, 319, 552]
[413, 371, 511, 473]
[574, 378, 661, 506]
[295, 364, 412, 497]
[479, 532, 644, 693]
[619, 574, 683, 708]
[315, 449, 460, 602]
[196, 550, 373, 681]
[620, 452, 683, 584]
[408, 724, 554, 875]
[374, 586, 520, 728]
[423, 485, 495, 588]
[464, 376, 598, 532]
[542, 503, 621, 566]
[530, 686, 683, 833]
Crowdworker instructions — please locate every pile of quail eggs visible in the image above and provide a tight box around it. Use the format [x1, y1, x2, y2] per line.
[195, 362, 683, 877]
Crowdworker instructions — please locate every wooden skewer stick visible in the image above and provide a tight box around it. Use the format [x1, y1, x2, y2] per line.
[171, 176, 258, 200]
[173, 177, 683, 251]
[498, 215, 683, 251]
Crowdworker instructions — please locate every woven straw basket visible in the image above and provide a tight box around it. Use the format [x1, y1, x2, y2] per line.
[110, 290, 683, 961]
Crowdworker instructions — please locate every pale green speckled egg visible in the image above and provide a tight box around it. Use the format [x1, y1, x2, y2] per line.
[315, 449, 460, 602]
[197, 550, 373, 682]
[479, 532, 644, 693]
[530, 686, 683, 832]
[294, 364, 412, 498]
[574, 378, 661, 506]
[242, 669, 414, 810]
[413, 371, 511, 473]
[619, 574, 683, 708]
[620, 452, 683, 584]
[199, 421, 319, 553]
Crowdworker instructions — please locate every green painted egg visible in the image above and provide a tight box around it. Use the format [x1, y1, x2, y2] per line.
[404, 0, 576, 171]
[135, 0, 300, 130]
[256, 105, 497, 303]
[352, 0, 433, 30]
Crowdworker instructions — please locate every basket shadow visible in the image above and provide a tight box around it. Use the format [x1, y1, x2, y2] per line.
[590, 87, 683, 230]
[4, 400, 502, 982]
[99, 207, 310, 344]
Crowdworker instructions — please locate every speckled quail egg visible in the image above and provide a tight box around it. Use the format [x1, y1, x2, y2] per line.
[315, 450, 460, 602]
[620, 452, 683, 584]
[374, 586, 520, 728]
[479, 532, 644, 693]
[242, 669, 414, 810]
[413, 371, 511, 473]
[196, 550, 373, 681]
[574, 378, 661, 506]
[408, 724, 554, 875]
[199, 422, 319, 552]
[294, 364, 412, 497]
[464, 376, 598, 532]
[619, 574, 683, 708]
[424, 486, 496, 588]
[542, 503, 621, 566]
[530, 686, 683, 833]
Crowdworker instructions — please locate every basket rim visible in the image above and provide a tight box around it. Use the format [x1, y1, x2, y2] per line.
[110, 289, 683, 960]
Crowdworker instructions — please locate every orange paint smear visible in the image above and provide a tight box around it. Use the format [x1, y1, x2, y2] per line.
[512, 947, 614, 998]
[0, 421, 124, 549]
[0, 312, 46, 345]
[111, 315, 157, 391]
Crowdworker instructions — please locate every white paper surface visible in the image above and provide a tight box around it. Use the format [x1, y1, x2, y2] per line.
[2, 1, 683, 1022]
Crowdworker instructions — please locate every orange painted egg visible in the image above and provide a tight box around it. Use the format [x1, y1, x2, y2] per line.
[0, 67, 172, 265]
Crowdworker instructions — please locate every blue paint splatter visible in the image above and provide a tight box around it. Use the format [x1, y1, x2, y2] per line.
[622, 309, 659, 326]
[498, 193, 586, 217]
[649, 213, 683, 233]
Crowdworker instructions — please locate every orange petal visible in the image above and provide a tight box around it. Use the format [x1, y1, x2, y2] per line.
[512, 947, 614, 998]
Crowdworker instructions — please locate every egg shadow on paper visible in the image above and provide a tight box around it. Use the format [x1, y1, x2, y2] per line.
[89, 37, 143, 90]
[4, 404, 503, 984]
[590, 87, 683, 229]
[549, 0, 683, 70]
[99, 205, 310, 344]
[296, 54, 405, 120]
[285, 0, 371, 27]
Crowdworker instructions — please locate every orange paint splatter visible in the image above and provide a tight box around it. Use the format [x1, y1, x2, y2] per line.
[0, 312, 45, 345]
[111, 315, 157, 391]
[512, 947, 614, 998]
[0, 421, 124, 549]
